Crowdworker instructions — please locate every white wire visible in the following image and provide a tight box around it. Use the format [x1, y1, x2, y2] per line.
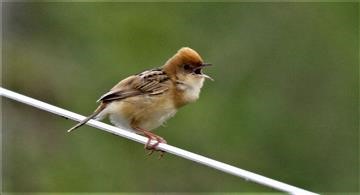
[0, 87, 318, 195]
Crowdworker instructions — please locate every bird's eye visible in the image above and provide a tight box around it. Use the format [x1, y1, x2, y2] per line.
[183, 64, 191, 71]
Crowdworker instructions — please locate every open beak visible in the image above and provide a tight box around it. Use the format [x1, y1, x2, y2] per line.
[199, 63, 214, 81]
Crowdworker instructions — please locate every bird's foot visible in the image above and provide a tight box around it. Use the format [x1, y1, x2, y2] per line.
[133, 126, 167, 158]
[145, 135, 167, 158]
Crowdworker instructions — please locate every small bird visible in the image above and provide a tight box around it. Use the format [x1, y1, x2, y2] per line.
[67, 47, 212, 156]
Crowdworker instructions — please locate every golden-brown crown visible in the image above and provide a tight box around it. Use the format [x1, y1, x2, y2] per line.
[176, 47, 203, 64]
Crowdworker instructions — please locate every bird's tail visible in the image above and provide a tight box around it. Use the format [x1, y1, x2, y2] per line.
[67, 103, 107, 133]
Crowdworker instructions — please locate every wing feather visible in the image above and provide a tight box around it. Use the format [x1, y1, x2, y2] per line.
[97, 68, 170, 103]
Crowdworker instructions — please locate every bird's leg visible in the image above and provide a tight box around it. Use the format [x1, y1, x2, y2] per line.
[133, 126, 167, 158]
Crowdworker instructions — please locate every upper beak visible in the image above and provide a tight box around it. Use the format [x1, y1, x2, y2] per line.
[201, 63, 212, 67]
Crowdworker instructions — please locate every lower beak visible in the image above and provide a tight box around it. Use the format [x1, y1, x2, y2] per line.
[202, 74, 214, 81]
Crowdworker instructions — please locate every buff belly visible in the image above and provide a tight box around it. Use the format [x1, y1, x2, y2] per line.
[98, 95, 177, 131]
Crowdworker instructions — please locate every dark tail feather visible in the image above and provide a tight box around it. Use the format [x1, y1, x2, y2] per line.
[67, 103, 106, 133]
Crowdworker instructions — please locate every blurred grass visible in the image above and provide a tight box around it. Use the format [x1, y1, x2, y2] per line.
[2, 2, 359, 193]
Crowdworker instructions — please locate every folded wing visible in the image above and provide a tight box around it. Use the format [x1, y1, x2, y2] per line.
[97, 68, 170, 103]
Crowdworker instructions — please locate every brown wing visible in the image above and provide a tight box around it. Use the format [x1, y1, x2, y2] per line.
[97, 68, 170, 103]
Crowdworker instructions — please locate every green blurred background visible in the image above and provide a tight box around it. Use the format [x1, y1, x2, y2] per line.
[2, 2, 358, 193]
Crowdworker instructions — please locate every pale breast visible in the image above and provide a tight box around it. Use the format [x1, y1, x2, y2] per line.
[177, 76, 205, 103]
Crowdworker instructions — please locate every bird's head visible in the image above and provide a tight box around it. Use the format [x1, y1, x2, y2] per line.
[163, 47, 213, 81]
